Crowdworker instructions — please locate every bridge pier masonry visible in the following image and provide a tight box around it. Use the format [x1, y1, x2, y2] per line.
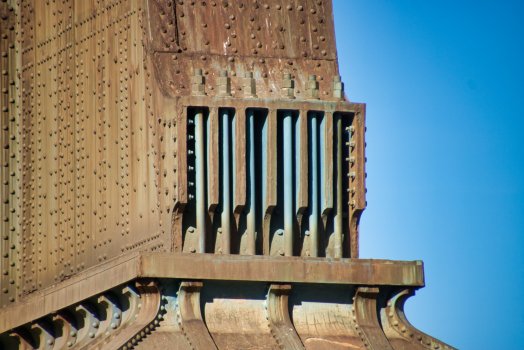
[0, 0, 457, 349]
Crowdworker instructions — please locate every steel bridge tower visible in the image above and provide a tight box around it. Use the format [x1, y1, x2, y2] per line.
[0, 1, 456, 349]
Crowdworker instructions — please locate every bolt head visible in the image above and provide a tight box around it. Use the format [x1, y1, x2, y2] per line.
[218, 85, 231, 95]
[282, 88, 295, 98]
[191, 75, 205, 85]
[331, 81, 343, 90]
[282, 79, 294, 88]
[191, 84, 206, 93]
[217, 76, 231, 86]
[305, 89, 319, 99]
[333, 90, 344, 99]
[307, 80, 319, 89]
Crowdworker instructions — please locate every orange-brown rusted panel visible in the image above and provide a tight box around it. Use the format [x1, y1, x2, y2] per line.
[173, 0, 337, 62]
[147, 0, 181, 53]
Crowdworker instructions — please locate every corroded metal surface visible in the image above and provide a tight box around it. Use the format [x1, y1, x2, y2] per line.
[0, 252, 426, 335]
[0, 0, 458, 348]
[267, 284, 304, 349]
[354, 287, 394, 350]
[0, 276, 458, 350]
[1, 0, 365, 304]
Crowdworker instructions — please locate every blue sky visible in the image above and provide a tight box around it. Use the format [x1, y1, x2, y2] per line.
[332, 1, 524, 348]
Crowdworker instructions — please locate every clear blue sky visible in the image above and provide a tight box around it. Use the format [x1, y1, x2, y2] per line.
[332, 1, 524, 349]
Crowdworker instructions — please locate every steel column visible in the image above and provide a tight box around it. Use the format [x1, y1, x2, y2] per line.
[309, 113, 319, 257]
[283, 111, 294, 256]
[221, 109, 231, 254]
[195, 108, 206, 253]
[335, 115, 343, 258]
[246, 109, 256, 255]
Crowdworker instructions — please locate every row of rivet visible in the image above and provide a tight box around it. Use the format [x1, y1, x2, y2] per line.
[1, 0, 19, 306]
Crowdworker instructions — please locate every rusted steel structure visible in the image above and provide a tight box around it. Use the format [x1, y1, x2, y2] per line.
[0, 0, 457, 349]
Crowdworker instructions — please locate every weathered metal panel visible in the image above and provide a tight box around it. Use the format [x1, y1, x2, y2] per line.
[0, 1, 458, 348]
[138, 252, 425, 286]
[354, 287, 394, 349]
[1, 0, 20, 309]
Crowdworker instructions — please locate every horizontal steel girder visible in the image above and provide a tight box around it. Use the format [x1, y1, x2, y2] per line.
[0, 251, 424, 334]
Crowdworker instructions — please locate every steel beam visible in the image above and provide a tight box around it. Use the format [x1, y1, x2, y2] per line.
[195, 108, 206, 253]
[221, 109, 231, 254]
[246, 109, 256, 255]
[0, 252, 424, 335]
[283, 111, 294, 256]
[309, 113, 319, 257]
[335, 114, 344, 258]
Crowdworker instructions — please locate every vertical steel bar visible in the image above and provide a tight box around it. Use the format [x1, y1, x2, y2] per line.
[221, 109, 231, 254]
[195, 108, 206, 253]
[309, 113, 319, 257]
[246, 109, 256, 255]
[283, 111, 294, 256]
[334, 115, 343, 258]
